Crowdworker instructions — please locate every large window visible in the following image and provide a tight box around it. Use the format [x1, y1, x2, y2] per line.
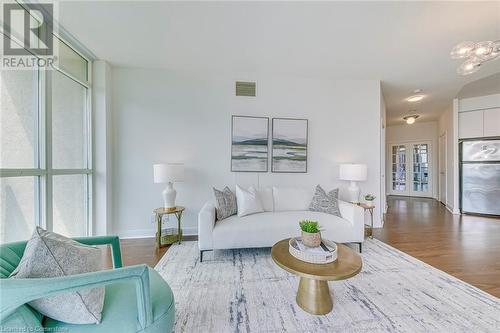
[0, 33, 92, 242]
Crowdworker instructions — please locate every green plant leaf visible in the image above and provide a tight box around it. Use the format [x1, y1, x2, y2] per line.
[299, 220, 320, 233]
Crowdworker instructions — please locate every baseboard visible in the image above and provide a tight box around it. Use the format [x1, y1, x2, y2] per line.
[118, 227, 198, 239]
[444, 204, 461, 215]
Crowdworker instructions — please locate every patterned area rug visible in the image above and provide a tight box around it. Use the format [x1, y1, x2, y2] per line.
[155, 239, 500, 332]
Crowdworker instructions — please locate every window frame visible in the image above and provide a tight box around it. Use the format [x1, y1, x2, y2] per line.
[0, 31, 93, 238]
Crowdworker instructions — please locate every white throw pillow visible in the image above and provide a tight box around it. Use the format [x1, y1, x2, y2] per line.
[273, 186, 313, 211]
[236, 185, 264, 217]
[256, 188, 274, 212]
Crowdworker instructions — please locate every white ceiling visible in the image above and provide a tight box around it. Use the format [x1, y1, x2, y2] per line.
[58, 1, 500, 125]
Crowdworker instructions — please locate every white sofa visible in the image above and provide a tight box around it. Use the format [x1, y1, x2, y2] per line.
[198, 187, 365, 261]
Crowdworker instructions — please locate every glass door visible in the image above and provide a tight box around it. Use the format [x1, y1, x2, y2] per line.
[390, 144, 408, 195]
[389, 142, 432, 197]
[411, 143, 431, 197]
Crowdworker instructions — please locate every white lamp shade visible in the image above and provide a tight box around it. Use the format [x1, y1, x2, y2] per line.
[339, 164, 367, 181]
[153, 163, 185, 183]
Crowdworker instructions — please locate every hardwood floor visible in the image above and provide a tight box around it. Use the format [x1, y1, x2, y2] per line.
[100, 236, 197, 269]
[374, 196, 500, 298]
[106, 196, 500, 298]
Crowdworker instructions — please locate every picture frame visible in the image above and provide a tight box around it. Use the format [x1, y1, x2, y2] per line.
[271, 118, 308, 173]
[231, 115, 269, 172]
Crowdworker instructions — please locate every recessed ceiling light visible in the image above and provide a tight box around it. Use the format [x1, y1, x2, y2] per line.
[407, 95, 425, 102]
[403, 114, 419, 124]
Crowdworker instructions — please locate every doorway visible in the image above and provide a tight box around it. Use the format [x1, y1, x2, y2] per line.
[389, 141, 432, 197]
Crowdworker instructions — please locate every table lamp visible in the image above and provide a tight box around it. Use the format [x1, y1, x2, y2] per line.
[153, 163, 185, 210]
[339, 164, 367, 203]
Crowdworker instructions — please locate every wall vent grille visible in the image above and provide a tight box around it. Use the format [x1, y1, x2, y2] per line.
[236, 81, 256, 97]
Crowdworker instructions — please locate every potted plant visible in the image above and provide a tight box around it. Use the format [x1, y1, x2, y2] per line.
[364, 194, 376, 207]
[299, 220, 322, 248]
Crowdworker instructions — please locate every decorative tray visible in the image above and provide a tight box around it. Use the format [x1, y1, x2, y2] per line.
[288, 237, 338, 264]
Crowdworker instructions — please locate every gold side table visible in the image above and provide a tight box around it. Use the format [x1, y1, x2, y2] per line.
[358, 203, 375, 239]
[271, 239, 362, 315]
[153, 206, 185, 248]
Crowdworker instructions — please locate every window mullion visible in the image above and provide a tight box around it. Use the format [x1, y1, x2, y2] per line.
[86, 61, 93, 236]
[43, 70, 53, 232]
[36, 65, 44, 228]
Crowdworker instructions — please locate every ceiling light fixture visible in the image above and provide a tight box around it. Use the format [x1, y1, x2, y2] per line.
[451, 40, 500, 75]
[407, 95, 425, 102]
[403, 114, 419, 125]
[406, 89, 425, 102]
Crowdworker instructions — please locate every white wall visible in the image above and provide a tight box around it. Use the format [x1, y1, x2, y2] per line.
[93, 60, 113, 235]
[111, 68, 383, 237]
[386, 121, 439, 199]
[380, 89, 387, 215]
[438, 104, 455, 212]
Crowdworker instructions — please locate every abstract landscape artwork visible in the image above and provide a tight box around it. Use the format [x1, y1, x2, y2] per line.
[272, 118, 308, 173]
[231, 116, 269, 172]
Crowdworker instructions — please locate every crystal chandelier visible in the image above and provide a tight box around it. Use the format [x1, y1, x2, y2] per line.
[450, 40, 500, 75]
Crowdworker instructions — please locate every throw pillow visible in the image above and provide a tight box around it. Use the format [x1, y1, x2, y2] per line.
[10, 227, 105, 324]
[235, 185, 264, 217]
[309, 185, 342, 217]
[213, 186, 238, 220]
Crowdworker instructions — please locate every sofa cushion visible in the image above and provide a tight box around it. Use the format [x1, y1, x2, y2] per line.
[273, 187, 313, 211]
[256, 188, 274, 212]
[10, 227, 104, 324]
[213, 186, 237, 220]
[44, 268, 175, 333]
[212, 210, 355, 249]
[236, 185, 264, 217]
[309, 185, 342, 217]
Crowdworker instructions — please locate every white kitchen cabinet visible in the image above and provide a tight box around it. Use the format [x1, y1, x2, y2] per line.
[483, 108, 500, 137]
[459, 111, 483, 139]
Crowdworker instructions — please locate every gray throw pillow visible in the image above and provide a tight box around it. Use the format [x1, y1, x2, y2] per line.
[213, 186, 237, 220]
[309, 185, 342, 217]
[10, 227, 104, 324]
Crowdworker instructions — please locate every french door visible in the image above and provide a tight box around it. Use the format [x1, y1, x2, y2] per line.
[389, 142, 432, 197]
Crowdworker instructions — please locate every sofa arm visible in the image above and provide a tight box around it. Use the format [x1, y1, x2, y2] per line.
[198, 202, 216, 251]
[338, 200, 365, 242]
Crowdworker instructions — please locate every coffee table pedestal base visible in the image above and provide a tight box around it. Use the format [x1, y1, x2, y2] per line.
[296, 277, 333, 315]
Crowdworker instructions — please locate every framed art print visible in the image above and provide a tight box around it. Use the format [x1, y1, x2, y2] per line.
[231, 116, 269, 172]
[272, 118, 308, 173]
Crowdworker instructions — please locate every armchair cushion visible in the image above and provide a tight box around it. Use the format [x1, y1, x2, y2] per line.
[43, 268, 175, 333]
[10, 227, 105, 324]
[0, 241, 44, 332]
[1, 304, 43, 332]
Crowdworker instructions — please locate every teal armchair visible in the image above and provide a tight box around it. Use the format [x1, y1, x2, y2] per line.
[0, 236, 175, 333]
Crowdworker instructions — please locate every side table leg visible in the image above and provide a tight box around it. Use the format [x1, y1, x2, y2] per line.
[156, 213, 162, 248]
[176, 212, 183, 244]
[370, 209, 374, 239]
[296, 277, 333, 315]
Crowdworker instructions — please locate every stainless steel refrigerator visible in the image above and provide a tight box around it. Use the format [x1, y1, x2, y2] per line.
[460, 139, 500, 216]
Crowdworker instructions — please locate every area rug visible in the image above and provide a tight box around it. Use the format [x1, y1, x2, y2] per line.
[155, 239, 500, 332]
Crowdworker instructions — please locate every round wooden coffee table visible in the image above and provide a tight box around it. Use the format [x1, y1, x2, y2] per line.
[271, 238, 362, 315]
